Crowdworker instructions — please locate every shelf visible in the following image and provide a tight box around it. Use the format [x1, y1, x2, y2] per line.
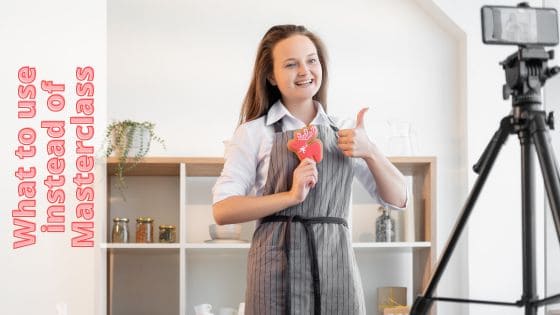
[104, 156, 437, 315]
[106, 157, 224, 176]
[352, 241, 431, 248]
[102, 242, 430, 250]
[185, 242, 250, 249]
[353, 242, 431, 253]
[106, 156, 435, 177]
[102, 243, 180, 249]
[184, 241, 432, 248]
[185, 243, 251, 254]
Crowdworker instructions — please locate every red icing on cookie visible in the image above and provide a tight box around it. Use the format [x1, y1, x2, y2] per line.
[287, 125, 323, 163]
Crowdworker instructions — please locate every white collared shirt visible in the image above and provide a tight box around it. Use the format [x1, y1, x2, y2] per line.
[212, 100, 394, 208]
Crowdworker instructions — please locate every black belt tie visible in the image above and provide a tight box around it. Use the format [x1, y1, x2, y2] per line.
[260, 215, 348, 315]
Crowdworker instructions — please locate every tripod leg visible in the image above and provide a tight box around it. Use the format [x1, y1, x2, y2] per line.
[519, 126, 538, 315]
[531, 112, 560, 248]
[411, 116, 513, 315]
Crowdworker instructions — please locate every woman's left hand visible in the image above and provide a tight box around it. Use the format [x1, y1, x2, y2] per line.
[337, 108, 374, 159]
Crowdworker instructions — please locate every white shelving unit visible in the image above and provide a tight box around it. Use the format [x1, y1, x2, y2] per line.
[104, 156, 436, 315]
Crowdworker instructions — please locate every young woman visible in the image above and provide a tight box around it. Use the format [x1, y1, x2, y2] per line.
[212, 24, 406, 315]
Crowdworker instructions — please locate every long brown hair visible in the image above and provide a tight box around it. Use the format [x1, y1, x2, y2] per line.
[239, 25, 329, 125]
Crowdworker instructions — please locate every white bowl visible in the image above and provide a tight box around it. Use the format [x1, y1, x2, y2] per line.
[209, 224, 242, 240]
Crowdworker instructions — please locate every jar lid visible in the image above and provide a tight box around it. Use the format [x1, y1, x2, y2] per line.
[136, 217, 154, 223]
[113, 217, 129, 222]
[159, 225, 176, 230]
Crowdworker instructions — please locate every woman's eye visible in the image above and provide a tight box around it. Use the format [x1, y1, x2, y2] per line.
[285, 63, 296, 68]
[308, 58, 318, 64]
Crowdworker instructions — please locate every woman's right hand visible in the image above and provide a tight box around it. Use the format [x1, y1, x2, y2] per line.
[214, 158, 319, 224]
[289, 158, 318, 203]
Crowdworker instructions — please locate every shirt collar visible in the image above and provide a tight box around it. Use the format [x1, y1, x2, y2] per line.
[265, 99, 331, 127]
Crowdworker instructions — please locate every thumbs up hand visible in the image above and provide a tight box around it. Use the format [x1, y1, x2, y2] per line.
[337, 108, 374, 159]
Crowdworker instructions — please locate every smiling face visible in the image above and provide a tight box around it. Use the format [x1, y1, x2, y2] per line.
[269, 34, 323, 107]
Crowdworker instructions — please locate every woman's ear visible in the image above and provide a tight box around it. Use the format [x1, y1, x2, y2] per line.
[267, 74, 277, 86]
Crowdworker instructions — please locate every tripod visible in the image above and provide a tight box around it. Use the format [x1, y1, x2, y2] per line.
[411, 47, 560, 315]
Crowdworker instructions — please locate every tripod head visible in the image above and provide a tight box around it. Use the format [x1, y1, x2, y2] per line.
[481, 2, 560, 107]
[501, 46, 560, 107]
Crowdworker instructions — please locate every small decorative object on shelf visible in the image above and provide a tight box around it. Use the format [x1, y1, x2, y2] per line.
[194, 303, 213, 315]
[378, 286, 407, 315]
[376, 206, 395, 242]
[103, 120, 165, 194]
[158, 225, 177, 243]
[209, 223, 242, 240]
[135, 217, 154, 243]
[111, 217, 129, 243]
[383, 306, 410, 315]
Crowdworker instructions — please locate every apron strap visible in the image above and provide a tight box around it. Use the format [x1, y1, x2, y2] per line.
[264, 112, 284, 133]
[273, 120, 283, 133]
[260, 215, 348, 315]
[326, 116, 340, 132]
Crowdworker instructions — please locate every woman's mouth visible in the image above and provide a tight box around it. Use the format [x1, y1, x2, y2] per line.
[295, 79, 313, 87]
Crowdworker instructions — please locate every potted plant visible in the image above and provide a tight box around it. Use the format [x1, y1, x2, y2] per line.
[103, 120, 165, 191]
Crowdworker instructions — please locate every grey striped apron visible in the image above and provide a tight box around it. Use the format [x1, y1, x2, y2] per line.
[245, 118, 366, 315]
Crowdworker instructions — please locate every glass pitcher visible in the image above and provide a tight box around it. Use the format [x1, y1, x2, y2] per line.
[387, 121, 416, 156]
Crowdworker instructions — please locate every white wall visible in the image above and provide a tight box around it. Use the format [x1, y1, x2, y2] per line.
[545, 1, 560, 313]
[108, 0, 467, 314]
[545, 63, 560, 313]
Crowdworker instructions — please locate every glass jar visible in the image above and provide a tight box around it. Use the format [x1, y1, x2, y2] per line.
[136, 217, 154, 243]
[376, 207, 395, 242]
[159, 225, 177, 243]
[111, 217, 129, 243]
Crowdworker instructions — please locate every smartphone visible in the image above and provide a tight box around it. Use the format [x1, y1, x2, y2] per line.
[481, 5, 559, 46]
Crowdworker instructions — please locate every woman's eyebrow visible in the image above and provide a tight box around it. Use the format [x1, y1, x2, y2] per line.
[282, 58, 297, 63]
[282, 53, 318, 63]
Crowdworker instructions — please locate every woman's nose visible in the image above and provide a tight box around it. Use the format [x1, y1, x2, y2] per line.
[297, 64, 309, 75]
